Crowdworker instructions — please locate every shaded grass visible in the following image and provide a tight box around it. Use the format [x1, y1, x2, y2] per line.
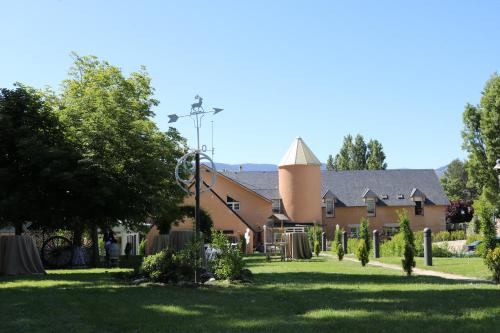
[0, 256, 499, 333]
[374, 256, 491, 279]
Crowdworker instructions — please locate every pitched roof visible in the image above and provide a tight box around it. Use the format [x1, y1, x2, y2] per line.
[278, 137, 321, 167]
[220, 169, 449, 207]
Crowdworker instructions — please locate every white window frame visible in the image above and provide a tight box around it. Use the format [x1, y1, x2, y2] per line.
[367, 199, 376, 217]
[228, 202, 240, 211]
[325, 198, 335, 217]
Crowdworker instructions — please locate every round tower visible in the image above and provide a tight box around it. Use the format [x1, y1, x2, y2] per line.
[278, 137, 322, 223]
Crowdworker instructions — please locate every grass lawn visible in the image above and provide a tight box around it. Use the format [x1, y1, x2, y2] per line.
[374, 256, 491, 280]
[0, 255, 499, 333]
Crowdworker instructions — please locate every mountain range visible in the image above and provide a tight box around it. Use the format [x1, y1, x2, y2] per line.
[215, 162, 449, 177]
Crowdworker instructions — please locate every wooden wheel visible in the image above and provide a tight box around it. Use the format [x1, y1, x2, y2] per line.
[41, 236, 73, 269]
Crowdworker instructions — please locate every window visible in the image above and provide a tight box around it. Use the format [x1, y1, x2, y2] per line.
[383, 226, 400, 237]
[272, 199, 281, 213]
[367, 199, 376, 216]
[350, 226, 360, 238]
[227, 196, 240, 211]
[325, 198, 335, 217]
[415, 200, 424, 216]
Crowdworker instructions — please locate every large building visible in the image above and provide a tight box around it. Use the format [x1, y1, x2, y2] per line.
[148, 137, 449, 252]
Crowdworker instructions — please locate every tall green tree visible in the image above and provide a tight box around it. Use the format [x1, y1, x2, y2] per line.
[55, 53, 187, 235]
[326, 154, 335, 171]
[332, 134, 353, 171]
[329, 134, 387, 171]
[350, 134, 367, 170]
[440, 159, 477, 201]
[0, 85, 79, 234]
[462, 73, 500, 208]
[366, 139, 387, 170]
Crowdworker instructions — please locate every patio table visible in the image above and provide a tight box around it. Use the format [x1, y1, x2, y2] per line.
[283, 232, 312, 260]
[0, 235, 46, 275]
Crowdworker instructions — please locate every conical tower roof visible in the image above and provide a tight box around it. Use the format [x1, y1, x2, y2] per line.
[278, 137, 321, 167]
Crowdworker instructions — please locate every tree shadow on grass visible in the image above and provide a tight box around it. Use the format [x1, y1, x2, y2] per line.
[1, 269, 499, 333]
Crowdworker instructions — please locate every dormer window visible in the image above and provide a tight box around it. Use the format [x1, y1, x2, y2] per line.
[415, 200, 424, 216]
[272, 199, 282, 214]
[323, 190, 336, 218]
[325, 198, 335, 217]
[409, 188, 425, 216]
[227, 196, 240, 211]
[366, 199, 376, 217]
[362, 188, 378, 217]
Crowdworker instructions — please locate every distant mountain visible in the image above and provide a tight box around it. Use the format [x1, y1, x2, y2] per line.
[435, 165, 448, 178]
[214, 162, 449, 176]
[214, 163, 278, 172]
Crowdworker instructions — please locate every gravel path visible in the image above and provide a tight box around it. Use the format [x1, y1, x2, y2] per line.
[322, 253, 489, 283]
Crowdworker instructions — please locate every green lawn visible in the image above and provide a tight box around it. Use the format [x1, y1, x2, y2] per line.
[374, 256, 491, 280]
[0, 255, 499, 333]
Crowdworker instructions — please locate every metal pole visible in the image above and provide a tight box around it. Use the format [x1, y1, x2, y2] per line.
[194, 151, 201, 283]
[342, 231, 348, 254]
[424, 228, 432, 266]
[373, 230, 380, 258]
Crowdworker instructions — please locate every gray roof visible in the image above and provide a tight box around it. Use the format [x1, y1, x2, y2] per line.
[221, 169, 449, 207]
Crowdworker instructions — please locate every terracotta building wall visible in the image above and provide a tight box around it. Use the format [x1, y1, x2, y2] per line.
[322, 205, 447, 239]
[148, 189, 255, 253]
[198, 168, 273, 233]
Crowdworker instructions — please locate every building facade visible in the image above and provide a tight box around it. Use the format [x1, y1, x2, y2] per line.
[149, 137, 449, 252]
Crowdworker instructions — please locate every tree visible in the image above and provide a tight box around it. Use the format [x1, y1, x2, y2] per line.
[359, 217, 370, 253]
[350, 134, 367, 170]
[54, 54, 187, 238]
[326, 154, 335, 171]
[0, 85, 80, 234]
[462, 73, 500, 208]
[475, 189, 497, 256]
[399, 210, 416, 276]
[356, 239, 369, 266]
[329, 134, 387, 171]
[445, 200, 474, 224]
[440, 159, 476, 201]
[332, 135, 353, 171]
[366, 139, 387, 170]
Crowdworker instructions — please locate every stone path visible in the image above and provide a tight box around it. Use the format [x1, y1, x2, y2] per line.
[322, 253, 489, 283]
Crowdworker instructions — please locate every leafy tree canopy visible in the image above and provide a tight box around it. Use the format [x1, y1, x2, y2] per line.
[462, 73, 500, 209]
[440, 159, 477, 201]
[51, 53, 188, 231]
[329, 134, 387, 171]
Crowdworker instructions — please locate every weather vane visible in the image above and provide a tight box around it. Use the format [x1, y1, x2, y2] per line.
[169, 95, 223, 283]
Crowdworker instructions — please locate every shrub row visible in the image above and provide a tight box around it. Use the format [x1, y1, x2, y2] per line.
[433, 230, 466, 242]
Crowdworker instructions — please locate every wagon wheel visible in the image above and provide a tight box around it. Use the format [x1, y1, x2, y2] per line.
[41, 236, 73, 269]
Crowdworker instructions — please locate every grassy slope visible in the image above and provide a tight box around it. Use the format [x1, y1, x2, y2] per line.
[0, 256, 498, 333]
[374, 256, 491, 279]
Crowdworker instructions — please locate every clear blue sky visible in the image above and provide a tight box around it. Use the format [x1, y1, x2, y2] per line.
[2, 0, 499, 169]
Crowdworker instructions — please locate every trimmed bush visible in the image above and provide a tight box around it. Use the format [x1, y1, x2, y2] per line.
[433, 230, 466, 242]
[484, 246, 500, 283]
[466, 233, 483, 244]
[432, 243, 453, 257]
[356, 239, 369, 266]
[347, 238, 360, 254]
